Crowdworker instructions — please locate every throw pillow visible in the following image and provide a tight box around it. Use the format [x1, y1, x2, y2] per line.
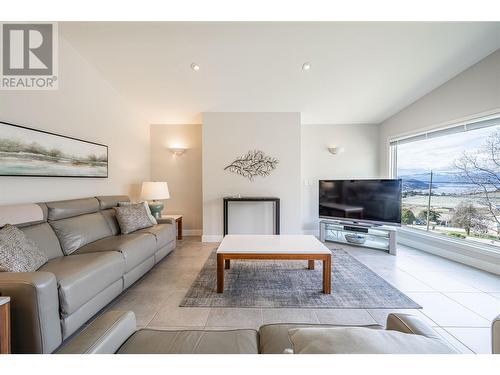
[114, 203, 154, 234]
[288, 326, 456, 354]
[118, 201, 157, 225]
[0, 224, 48, 272]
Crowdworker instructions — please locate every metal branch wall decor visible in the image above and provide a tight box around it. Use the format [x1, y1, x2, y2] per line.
[224, 150, 279, 181]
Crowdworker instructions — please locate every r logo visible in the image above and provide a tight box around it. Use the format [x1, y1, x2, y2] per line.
[2, 23, 53, 75]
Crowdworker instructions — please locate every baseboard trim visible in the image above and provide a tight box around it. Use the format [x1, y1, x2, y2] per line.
[202, 235, 223, 243]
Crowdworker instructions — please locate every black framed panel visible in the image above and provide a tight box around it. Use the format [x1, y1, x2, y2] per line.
[223, 196, 280, 236]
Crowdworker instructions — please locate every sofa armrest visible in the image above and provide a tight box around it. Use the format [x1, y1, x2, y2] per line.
[493, 314, 500, 354]
[155, 219, 177, 245]
[0, 271, 62, 353]
[57, 310, 137, 354]
[386, 313, 440, 339]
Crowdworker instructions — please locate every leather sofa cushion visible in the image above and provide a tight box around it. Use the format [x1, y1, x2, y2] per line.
[135, 224, 174, 248]
[493, 315, 500, 354]
[96, 195, 130, 210]
[46, 198, 100, 221]
[288, 326, 457, 354]
[74, 233, 157, 272]
[39, 252, 125, 316]
[57, 311, 137, 354]
[21, 223, 64, 260]
[50, 213, 112, 255]
[60, 280, 123, 340]
[258, 323, 381, 354]
[117, 328, 259, 354]
[101, 209, 120, 236]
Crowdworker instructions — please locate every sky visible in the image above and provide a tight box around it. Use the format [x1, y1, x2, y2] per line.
[397, 125, 500, 173]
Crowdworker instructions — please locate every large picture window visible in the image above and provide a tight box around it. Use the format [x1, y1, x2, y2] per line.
[391, 115, 500, 251]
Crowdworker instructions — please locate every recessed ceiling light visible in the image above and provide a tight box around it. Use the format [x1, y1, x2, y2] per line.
[191, 63, 200, 71]
[302, 62, 311, 71]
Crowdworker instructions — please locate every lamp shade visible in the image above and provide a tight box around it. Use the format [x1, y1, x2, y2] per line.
[141, 181, 170, 200]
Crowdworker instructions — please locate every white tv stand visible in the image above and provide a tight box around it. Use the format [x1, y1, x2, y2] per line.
[319, 220, 397, 255]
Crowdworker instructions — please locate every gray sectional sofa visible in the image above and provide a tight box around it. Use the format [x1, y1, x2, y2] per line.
[0, 195, 176, 354]
[56, 310, 500, 354]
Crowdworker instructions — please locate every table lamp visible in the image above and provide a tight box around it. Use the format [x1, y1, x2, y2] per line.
[141, 181, 170, 219]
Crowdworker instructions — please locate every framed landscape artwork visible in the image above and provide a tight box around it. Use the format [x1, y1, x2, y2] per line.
[0, 121, 108, 178]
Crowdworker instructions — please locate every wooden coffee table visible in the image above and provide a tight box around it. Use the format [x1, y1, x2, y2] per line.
[216, 235, 332, 294]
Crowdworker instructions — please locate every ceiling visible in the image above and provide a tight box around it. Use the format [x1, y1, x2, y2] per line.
[61, 22, 500, 125]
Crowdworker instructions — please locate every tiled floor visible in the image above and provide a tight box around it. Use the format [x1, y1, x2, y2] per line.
[105, 236, 500, 354]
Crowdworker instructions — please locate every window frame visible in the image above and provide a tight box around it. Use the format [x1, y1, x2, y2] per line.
[389, 112, 500, 259]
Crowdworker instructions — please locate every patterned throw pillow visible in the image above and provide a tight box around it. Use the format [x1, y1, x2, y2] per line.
[0, 224, 48, 272]
[114, 203, 154, 234]
[118, 201, 157, 225]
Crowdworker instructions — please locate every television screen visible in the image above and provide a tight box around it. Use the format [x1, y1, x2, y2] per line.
[319, 179, 402, 225]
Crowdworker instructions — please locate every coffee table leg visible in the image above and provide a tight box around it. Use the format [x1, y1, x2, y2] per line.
[308, 260, 315, 270]
[224, 259, 231, 269]
[217, 253, 224, 293]
[323, 255, 332, 294]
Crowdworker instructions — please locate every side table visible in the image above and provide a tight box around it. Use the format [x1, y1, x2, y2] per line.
[160, 215, 183, 240]
[0, 296, 10, 354]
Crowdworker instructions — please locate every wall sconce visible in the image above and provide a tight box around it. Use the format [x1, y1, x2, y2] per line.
[328, 146, 345, 155]
[168, 147, 187, 156]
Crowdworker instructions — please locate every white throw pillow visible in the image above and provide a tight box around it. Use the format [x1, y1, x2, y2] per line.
[288, 326, 456, 354]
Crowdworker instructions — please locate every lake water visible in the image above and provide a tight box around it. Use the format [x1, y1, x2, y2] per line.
[410, 182, 481, 195]
[0, 156, 107, 177]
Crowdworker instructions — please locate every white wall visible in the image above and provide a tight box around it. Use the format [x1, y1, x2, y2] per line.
[0, 37, 150, 204]
[150, 124, 202, 235]
[301, 124, 380, 234]
[202, 112, 301, 241]
[379, 49, 500, 176]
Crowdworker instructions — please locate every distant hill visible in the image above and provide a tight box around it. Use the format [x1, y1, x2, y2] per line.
[399, 170, 459, 192]
[398, 168, 500, 194]
[402, 179, 433, 192]
[399, 170, 462, 183]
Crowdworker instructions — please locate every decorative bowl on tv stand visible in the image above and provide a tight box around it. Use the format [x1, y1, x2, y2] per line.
[344, 233, 367, 245]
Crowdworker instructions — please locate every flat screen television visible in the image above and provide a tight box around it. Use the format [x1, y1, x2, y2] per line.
[319, 179, 402, 226]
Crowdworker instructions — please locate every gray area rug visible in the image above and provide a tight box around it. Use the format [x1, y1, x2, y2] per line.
[180, 249, 421, 309]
